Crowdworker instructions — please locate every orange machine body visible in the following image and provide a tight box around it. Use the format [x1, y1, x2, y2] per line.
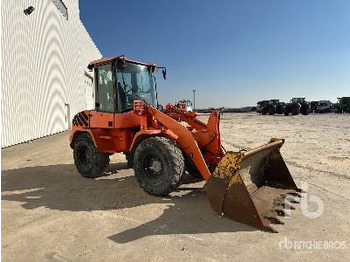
[70, 101, 224, 180]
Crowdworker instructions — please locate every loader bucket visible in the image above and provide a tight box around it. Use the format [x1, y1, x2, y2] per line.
[204, 139, 300, 232]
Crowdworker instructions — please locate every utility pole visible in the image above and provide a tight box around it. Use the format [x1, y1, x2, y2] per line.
[192, 89, 196, 110]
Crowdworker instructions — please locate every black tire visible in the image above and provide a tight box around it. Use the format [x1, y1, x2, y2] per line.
[301, 105, 311, 115]
[133, 137, 185, 196]
[276, 105, 285, 114]
[268, 106, 276, 115]
[291, 105, 300, 115]
[73, 133, 110, 178]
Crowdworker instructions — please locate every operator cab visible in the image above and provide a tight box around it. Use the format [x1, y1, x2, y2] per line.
[88, 56, 165, 113]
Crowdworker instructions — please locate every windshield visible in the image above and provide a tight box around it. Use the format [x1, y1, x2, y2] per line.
[116, 62, 157, 112]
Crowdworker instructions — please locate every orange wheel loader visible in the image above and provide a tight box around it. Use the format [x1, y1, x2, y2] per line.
[70, 56, 300, 232]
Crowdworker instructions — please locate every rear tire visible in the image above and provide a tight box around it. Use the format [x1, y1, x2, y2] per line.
[73, 133, 110, 178]
[133, 137, 185, 196]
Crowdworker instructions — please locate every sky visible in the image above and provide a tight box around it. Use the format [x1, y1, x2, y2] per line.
[80, 0, 350, 108]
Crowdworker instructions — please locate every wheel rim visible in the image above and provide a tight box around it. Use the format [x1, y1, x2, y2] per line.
[77, 144, 93, 166]
[142, 153, 164, 181]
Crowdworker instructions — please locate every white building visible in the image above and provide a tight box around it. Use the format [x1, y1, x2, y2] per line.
[1, 0, 101, 147]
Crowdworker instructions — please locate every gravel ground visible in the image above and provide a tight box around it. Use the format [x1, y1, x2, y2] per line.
[2, 112, 350, 261]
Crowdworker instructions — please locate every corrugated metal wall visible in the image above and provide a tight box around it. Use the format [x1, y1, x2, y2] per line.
[1, 0, 101, 147]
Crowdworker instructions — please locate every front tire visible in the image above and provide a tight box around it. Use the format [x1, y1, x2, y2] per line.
[133, 137, 185, 196]
[291, 105, 300, 115]
[73, 133, 110, 178]
[301, 105, 311, 115]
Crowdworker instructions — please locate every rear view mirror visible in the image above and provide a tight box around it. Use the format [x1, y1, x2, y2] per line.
[162, 69, 166, 80]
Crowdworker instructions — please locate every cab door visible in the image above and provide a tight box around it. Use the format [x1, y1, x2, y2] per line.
[89, 63, 115, 128]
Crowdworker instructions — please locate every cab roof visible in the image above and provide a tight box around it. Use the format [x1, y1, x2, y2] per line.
[87, 56, 157, 70]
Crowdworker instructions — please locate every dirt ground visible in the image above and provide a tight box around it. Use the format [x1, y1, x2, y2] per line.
[2, 113, 350, 261]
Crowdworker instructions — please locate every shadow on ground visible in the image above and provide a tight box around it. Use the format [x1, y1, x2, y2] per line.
[2, 163, 255, 243]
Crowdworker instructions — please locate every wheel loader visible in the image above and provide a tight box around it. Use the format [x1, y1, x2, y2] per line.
[70, 56, 300, 232]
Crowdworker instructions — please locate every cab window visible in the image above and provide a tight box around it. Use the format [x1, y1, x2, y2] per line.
[96, 64, 114, 112]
